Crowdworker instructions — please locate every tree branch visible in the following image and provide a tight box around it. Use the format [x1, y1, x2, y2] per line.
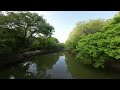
[24, 24, 29, 38]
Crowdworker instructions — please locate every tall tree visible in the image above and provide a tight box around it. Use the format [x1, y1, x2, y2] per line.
[0, 11, 54, 53]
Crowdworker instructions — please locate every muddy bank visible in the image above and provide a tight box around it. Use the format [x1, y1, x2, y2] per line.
[105, 60, 120, 72]
[0, 50, 51, 65]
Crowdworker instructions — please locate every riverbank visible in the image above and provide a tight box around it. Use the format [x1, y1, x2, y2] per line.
[65, 50, 120, 72]
[65, 50, 77, 56]
[0, 50, 63, 65]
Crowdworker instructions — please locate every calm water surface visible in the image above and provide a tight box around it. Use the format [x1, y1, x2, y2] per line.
[0, 51, 120, 79]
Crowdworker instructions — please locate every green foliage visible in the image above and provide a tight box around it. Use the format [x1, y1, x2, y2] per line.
[65, 12, 120, 68]
[0, 11, 55, 54]
[29, 37, 63, 51]
[76, 12, 120, 68]
[65, 19, 106, 52]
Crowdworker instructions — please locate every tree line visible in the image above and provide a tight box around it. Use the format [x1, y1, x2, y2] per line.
[0, 11, 64, 55]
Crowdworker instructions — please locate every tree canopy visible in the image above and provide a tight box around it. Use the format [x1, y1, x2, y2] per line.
[65, 12, 120, 68]
[0, 11, 63, 54]
[65, 19, 106, 51]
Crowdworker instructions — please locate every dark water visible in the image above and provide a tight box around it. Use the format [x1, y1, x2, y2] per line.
[0, 51, 120, 79]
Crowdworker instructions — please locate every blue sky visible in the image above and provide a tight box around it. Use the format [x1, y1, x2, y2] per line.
[31, 11, 118, 43]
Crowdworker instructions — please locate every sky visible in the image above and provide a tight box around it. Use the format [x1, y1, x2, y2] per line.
[30, 11, 118, 43]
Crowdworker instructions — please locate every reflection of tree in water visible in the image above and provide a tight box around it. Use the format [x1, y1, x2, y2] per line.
[45, 54, 72, 79]
[64, 52, 120, 79]
[1, 51, 120, 79]
[64, 52, 104, 79]
[0, 63, 32, 79]
[22, 52, 60, 79]
[0, 52, 61, 79]
[26, 63, 37, 76]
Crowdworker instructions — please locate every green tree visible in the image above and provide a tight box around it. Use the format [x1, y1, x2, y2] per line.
[76, 12, 120, 68]
[65, 19, 106, 52]
[0, 11, 54, 53]
[29, 36, 62, 51]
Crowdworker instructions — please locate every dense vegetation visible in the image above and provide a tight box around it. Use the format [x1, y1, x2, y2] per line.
[0, 11, 63, 55]
[65, 12, 120, 68]
[29, 37, 64, 51]
[65, 19, 106, 52]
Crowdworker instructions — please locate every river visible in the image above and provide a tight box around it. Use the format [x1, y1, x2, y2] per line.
[0, 51, 120, 79]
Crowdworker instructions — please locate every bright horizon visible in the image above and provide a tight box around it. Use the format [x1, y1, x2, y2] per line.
[31, 11, 118, 43]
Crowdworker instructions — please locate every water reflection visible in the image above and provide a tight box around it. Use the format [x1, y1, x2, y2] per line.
[64, 51, 120, 79]
[27, 63, 37, 76]
[1, 51, 120, 79]
[22, 61, 31, 67]
[21, 53, 72, 79]
[20, 52, 60, 78]
[46, 55, 72, 79]
[9, 75, 15, 79]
